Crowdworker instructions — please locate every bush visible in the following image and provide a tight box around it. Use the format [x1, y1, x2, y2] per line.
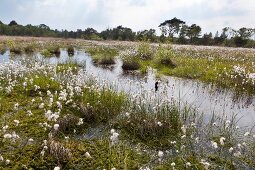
[155, 45, 177, 68]
[10, 47, 22, 54]
[48, 45, 61, 55]
[24, 43, 37, 53]
[41, 49, 52, 57]
[67, 46, 74, 55]
[86, 46, 118, 65]
[137, 41, 153, 60]
[122, 57, 140, 70]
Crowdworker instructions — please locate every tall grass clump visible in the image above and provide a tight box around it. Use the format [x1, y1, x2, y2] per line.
[24, 42, 37, 53]
[154, 45, 177, 68]
[116, 101, 182, 148]
[122, 56, 141, 71]
[86, 46, 118, 65]
[67, 46, 75, 56]
[73, 87, 126, 124]
[47, 45, 61, 56]
[137, 41, 153, 60]
[6, 40, 22, 54]
[0, 43, 6, 54]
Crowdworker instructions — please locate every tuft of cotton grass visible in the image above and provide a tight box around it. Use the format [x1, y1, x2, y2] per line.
[53, 124, 59, 131]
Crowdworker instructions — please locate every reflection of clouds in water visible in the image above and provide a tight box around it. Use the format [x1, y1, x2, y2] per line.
[1, 49, 255, 127]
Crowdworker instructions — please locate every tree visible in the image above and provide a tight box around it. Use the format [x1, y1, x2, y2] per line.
[220, 27, 230, 39]
[38, 24, 50, 30]
[159, 17, 185, 38]
[233, 27, 254, 39]
[186, 24, 201, 43]
[8, 20, 18, 26]
[137, 29, 157, 42]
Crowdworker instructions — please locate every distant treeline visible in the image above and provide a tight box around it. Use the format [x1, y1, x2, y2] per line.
[0, 18, 255, 48]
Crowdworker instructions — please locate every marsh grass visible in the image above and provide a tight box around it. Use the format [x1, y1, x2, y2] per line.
[1, 39, 255, 169]
[72, 87, 126, 124]
[122, 56, 141, 71]
[24, 42, 37, 53]
[137, 41, 153, 60]
[86, 46, 118, 65]
[41, 49, 52, 57]
[67, 46, 75, 56]
[0, 43, 6, 54]
[117, 104, 182, 149]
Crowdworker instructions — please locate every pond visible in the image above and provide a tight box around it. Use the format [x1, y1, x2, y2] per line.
[1, 49, 255, 127]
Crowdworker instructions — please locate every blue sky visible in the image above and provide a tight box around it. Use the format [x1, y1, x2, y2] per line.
[0, 0, 254, 35]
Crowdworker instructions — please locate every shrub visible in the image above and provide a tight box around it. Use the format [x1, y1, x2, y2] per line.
[24, 43, 37, 53]
[122, 57, 140, 70]
[155, 45, 177, 68]
[93, 56, 115, 65]
[67, 46, 74, 55]
[48, 45, 61, 56]
[137, 41, 153, 60]
[10, 47, 22, 54]
[41, 49, 52, 57]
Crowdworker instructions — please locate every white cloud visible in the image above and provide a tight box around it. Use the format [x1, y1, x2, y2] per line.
[0, 0, 254, 35]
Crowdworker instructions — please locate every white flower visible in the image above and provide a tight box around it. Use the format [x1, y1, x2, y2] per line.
[4, 134, 12, 139]
[200, 160, 210, 170]
[111, 168, 116, 170]
[219, 137, 225, 146]
[125, 112, 130, 118]
[77, 118, 84, 125]
[157, 121, 162, 126]
[171, 162, 175, 167]
[110, 131, 119, 145]
[0, 155, 4, 161]
[14, 119, 20, 126]
[14, 103, 19, 110]
[233, 151, 241, 157]
[28, 138, 34, 143]
[27, 110, 33, 116]
[85, 152, 92, 158]
[195, 137, 199, 143]
[53, 124, 59, 131]
[158, 151, 164, 158]
[244, 132, 250, 137]
[54, 167, 60, 170]
[110, 129, 115, 134]
[39, 103, 45, 109]
[23, 82, 27, 87]
[5, 159, 10, 165]
[186, 162, 191, 167]
[2, 125, 8, 132]
[229, 147, 234, 153]
[40, 150, 45, 156]
[248, 73, 255, 80]
[211, 141, 218, 149]
[171, 141, 176, 144]
[181, 125, 186, 134]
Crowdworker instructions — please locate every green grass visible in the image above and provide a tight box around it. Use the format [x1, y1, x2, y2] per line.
[1, 39, 255, 169]
[86, 46, 118, 65]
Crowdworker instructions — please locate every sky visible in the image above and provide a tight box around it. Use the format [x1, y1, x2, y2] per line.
[0, 0, 254, 35]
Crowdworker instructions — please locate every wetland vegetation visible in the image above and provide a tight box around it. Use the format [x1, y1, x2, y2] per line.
[0, 37, 255, 169]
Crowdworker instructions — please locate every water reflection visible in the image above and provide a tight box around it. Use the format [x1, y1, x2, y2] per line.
[1, 49, 255, 127]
